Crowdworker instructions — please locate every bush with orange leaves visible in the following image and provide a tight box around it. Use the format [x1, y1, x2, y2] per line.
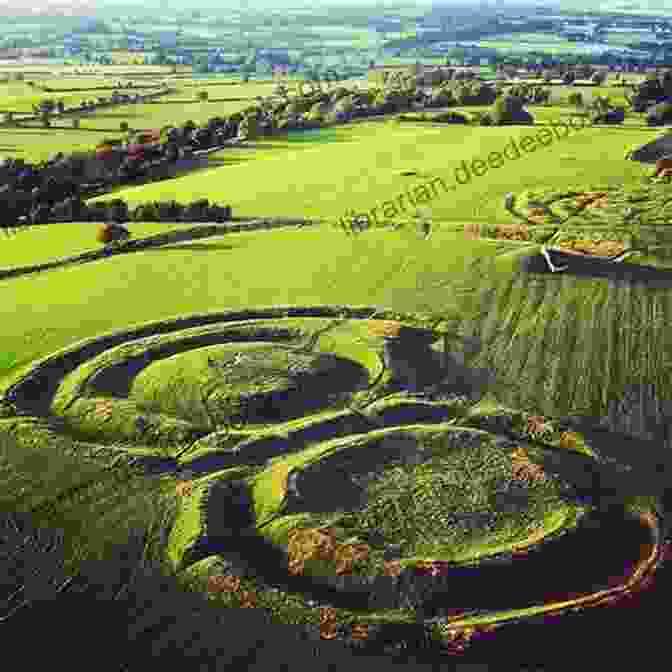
[510, 447, 548, 484]
[574, 192, 608, 209]
[206, 572, 259, 608]
[319, 606, 340, 640]
[525, 415, 554, 440]
[463, 222, 481, 239]
[286, 526, 339, 576]
[286, 526, 371, 577]
[494, 223, 532, 241]
[440, 626, 479, 655]
[558, 430, 580, 450]
[175, 481, 195, 498]
[367, 320, 402, 338]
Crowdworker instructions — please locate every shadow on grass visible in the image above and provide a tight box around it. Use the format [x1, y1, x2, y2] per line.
[520, 250, 672, 288]
[1, 425, 667, 668]
[0, 129, 56, 136]
[186, 479, 651, 622]
[199, 156, 255, 168]
[139, 242, 238, 252]
[79, 111, 143, 120]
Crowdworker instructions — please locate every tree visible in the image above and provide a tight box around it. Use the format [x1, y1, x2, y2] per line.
[198, 90, 208, 102]
[274, 83, 289, 99]
[647, 101, 672, 126]
[593, 106, 625, 125]
[568, 91, 583, 108]
[591, 95, 612, 115]
[120, 121, 129, 132]
[491, 94, 534, 125]
[237, 113, 259, 140]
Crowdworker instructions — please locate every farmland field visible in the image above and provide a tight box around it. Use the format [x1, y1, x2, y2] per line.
[90, 120, 659, 224]
[0, 127, 134, 162]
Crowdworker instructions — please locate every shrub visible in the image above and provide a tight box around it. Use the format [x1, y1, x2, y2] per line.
[592, 107, 625, 124]
[29, 203, 52, 225]
[156, 200, 184, 221]
[120, 121, 129, 132]
[491, 95, 534, 125]
[479, 112, 493, 126]
[646, 101, 672, 126]
[86, 202, 110, 222]
[181, 198, 210, 222]
[567, 91, 583, 107]
[108, 199, 129, 224]
[432, 111, 469, 124]
[96, 222, 130, 244]
[132, 202, 160, 222]
[206, 204, 232, 222]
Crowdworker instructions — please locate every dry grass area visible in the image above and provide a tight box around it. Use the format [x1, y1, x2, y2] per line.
[554, 238, 627, 257]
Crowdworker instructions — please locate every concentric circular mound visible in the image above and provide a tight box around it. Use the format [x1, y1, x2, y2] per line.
[0, 306, 445, 464]
[0, 304, 664, 653]
[129, 342, 367, 427]
[255, 426, 579, 578]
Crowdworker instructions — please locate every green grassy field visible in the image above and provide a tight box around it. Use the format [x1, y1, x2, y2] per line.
[1, 72, 669, 654]
[54, 99, 262, 133]
[89, 119, 658, 224]
[0, 80, 161, 113]
[0, 127, 128, 162]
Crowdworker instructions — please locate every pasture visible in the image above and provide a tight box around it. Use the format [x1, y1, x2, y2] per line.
[89, 119, 659, 225]
[0, 80, 161, 113]
[0, 127, 130, 162]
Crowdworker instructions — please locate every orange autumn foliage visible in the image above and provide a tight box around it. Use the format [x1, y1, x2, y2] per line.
[286, 527, 371, 577]
[559, 430, 580, 450]
[495, 223, 532, 240]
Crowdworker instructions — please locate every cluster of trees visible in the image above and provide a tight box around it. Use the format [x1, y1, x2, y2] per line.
[538, 67, 607, 85]
[14, 89, 170, 128]
[424, 81, 499, 108]
[625, 70, 672, 112]
[7, 194, 233, 228]
[566, 92, 627, 124]
[84, 198, 232, 224]
[490, 95, 534, 126]
[504, 83, 551, 105]
[646, 101, 672, 126]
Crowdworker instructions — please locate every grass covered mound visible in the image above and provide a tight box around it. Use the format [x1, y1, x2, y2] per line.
[14, 317, 384, 456]
[466, 183, 672, 271]
[261, 427, 581, 575]
[168, 413, 657, 646]
[508, 184, 672, 229]
[130, 342, 368, 427]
